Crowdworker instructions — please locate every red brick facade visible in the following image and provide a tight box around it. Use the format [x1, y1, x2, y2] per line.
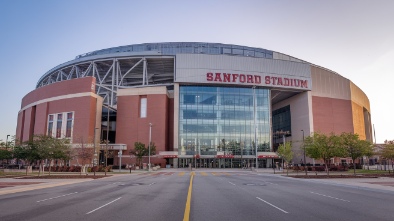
[115, 89, 169, 167]
[16, 77, 101, 143]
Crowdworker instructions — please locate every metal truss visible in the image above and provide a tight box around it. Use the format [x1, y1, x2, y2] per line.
[37, 56, 175, 108]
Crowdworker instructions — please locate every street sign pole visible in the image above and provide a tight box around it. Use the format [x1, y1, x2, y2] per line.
[118, 151, 122, 172]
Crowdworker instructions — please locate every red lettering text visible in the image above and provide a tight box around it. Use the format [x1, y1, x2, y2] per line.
[232, 74, 239, 82]
[223, 73, 231, 82]
[214, 73, 222, 82]
[265, 76, 270, 84]
[277, 77, 283, 85]
[300, 80, 308, 88]
[239, 74, 246, 83]
[207, 72, 213, 81]
[247, 75, 254, 83]
[255, 76, 261, 84]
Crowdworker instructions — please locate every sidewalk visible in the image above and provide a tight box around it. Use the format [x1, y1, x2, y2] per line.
[306, 177, 394, 193]
[0, 177, 92, 195]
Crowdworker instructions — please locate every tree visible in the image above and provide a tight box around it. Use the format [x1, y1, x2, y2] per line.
[304, 132, 345, 175]
[19, 135, 54, 176]
[0, 138, 14, 165]
[74, 136, 95, 175]
[381, 142, 394, 173]
[130, 141, 157, 169]
[277, 141, 293, 176]
[13, 135, 71, 175]
[47, 137, 71, 175]
[148, 142, 157, 156]
[340, 132, 373, 175]
[130, 142, 146, 168]
[0, 147, 13, 165]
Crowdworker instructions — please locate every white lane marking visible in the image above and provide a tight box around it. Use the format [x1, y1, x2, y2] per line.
[37, 192, 78, 203]
[265, 182, 278, 186]
[149, 182, 156, 186]
[310, 192, 350, 202]
[229, 182, 236, 186]
[256, 197, 289, 214]
[86, 197, 122, 214]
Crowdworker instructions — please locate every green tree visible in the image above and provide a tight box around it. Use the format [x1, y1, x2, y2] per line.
[130, 142, 146, 168]
[381, 142, 394, 173]
[277, 141, 293, 176]
[130, 142, 157, 169]
[47, 137, 71, 175]
[13, 135, 71, 176]
[26, 135, 52, 176]
[147, 142, 156, 156]
[0, 138, 15, 165]
[0, 147, 13, 165]
[304, 132, 345, 175]
[340, 132, 373, 175]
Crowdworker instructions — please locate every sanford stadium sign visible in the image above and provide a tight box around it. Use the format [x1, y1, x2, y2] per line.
[206, 72, 308, 89]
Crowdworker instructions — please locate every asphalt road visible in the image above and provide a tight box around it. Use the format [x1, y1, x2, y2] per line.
[1, 171, 393, 221]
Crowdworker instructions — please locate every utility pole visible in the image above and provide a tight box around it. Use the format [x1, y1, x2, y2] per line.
[148, 123, 152, 171]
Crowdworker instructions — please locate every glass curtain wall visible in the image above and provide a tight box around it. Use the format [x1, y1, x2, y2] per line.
[179, 86, 270, 167]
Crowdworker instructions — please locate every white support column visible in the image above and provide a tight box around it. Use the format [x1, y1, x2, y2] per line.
[111, 59, 115, 106]
[142, 58, 147, 85]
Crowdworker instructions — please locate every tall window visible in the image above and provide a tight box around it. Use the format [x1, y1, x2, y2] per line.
[140, 97, 147, 118]
[66, 112, 73, 138]
[272, 105, 291, 135]
[179, 86, 270, 155]
[47, 111, 74, 139]
[47, 115, 54, 136]
[56, 113, 63, 138]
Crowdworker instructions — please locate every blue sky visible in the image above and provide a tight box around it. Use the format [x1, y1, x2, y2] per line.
[1, 0, 393, 143]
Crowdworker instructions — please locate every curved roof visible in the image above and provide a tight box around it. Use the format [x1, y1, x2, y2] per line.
[75, 42, 274, 59]
[37, 42, 279, 89]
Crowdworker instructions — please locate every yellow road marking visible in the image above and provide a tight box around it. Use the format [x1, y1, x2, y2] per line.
[211, 172, 216, 176]
[200, 172, 207, 176]
[178, 172, 185, 176]
[183, 172, 194, 221]
[191, 172, 195, 176]
[224, 172, 230, 176]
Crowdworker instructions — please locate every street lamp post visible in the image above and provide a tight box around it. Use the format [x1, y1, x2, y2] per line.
[6, 135, 10, 148]
[253, 86, 258, 170]
[301, 130, 307, 175]
[104, 105, 110, 176]
[6, 135, 10, 164]
[93, 128, 99, 176]
[148, 123, 152, 171]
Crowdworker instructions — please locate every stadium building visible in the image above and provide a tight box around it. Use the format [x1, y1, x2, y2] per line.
[16, 42, 372, 168]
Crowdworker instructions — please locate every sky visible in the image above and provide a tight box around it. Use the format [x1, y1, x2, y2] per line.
[0, 0, 393, 143]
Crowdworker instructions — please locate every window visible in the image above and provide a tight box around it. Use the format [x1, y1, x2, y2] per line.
[179, 86, 270, 156]
[48, 111, 74, 139]
[66, 112, 73, 138]
[47, 115, 54, 136]
[183, 95, 196, 104]
[272, 105, 291, 137]
[140, 98, 147, 118]
[56, 114, 63, 138]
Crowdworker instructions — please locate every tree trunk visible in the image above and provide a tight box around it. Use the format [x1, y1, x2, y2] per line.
[49, 159, 52, 176]
[325, 159, 329, 176]
[38, 161, 41, 176]
[353, 158, 356, 175]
